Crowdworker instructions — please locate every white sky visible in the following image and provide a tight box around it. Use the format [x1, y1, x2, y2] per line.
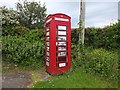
[0, 0, 119, 28]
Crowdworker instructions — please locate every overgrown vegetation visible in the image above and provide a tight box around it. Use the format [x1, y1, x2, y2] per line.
[72, 22, 119, 81]
[72, 22, 120, 49]
[85, 23, 120, 49]
[72, 23, 120, 80]
[2, 1, 46, 67]
[2, 30, 44, 67]
[2, 25, 30, 36]
[72, 47, 118, 80]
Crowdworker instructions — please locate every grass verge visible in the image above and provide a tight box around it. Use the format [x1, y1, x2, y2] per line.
[33, 67, 118, 88]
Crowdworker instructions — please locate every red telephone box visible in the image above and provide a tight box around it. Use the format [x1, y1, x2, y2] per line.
[45, 13, 71, 75]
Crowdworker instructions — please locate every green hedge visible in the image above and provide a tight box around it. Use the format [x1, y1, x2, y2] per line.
[2, 25, 29, 36]
[2, 30, 44, 67]
[72, 47, 118, 80]
[85, 23, 120, 49]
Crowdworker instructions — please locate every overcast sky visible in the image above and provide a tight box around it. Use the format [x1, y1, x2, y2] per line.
[0, 0, 119, 28]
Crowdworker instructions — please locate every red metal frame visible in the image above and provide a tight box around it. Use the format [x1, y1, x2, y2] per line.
[45, 13, 71, 75]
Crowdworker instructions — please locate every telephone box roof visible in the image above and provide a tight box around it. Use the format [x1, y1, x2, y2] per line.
[46, 13, 71, 20]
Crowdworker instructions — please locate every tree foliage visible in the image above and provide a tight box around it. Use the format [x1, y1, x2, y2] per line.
[16, 1, 47, 29]
[0, 6, 19, 26]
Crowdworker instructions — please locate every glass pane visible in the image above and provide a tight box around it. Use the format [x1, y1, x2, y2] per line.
[46, 47, 49, 51]
[58, 31, 66, 35]
[46, 27, 49, 31]
[46, 42, 50, 46]
[58, 52, 66, 56]
[46, 37, 50, 41]
[57, 57, 66, 61]
[56, 42, 58, 45]
[58, 47, 66, 51]
[59, 63, 66, 67]
[58, 36, 66, 41]
[46, 32, 49, 36]
[57, 42, 66, 46]
[46, 57, 49, 61]
[46, 61, 49, 66]
[58, 26, 67, 30]
[46, 52, 49, 56]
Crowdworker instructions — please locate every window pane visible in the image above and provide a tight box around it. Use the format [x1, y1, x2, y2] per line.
[46, 42, 50, 46]
[57, 42, 66, 46]
[46, 57, 49, 61]
[58, 26, 67, 30]
[58, 52, 66, 56]
[58, 31, 66, 35]
[46, 52, 49, 56]
[59, 63, 66, 67]
[58, 47, 66, 51]
[46, 27, 49, 31]
[57, 57, 66, 61]
[58, 36, 66, 41]
[46, 37, 50, 41]
[46, 32, 49, 36]
[46, 47, 49, 51]
[46, 61, 49, 66]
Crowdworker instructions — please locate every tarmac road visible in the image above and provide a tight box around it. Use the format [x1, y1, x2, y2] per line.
[2, 72, 32, 88]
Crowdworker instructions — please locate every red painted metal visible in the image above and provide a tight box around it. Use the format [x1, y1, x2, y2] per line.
[45, 13, 71, 75]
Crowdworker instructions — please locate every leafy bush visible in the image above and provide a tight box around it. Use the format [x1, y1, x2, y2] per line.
[2, 25, 29, 36]
[2, 25, 15, 36]
[2, 30, 44, 67]
[74, 47, 118, 80]
[72, 29, 79, 45]
[84, 23, 120, 49]
[22, 29, 44, 43]
[12, 25, 29, 35]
